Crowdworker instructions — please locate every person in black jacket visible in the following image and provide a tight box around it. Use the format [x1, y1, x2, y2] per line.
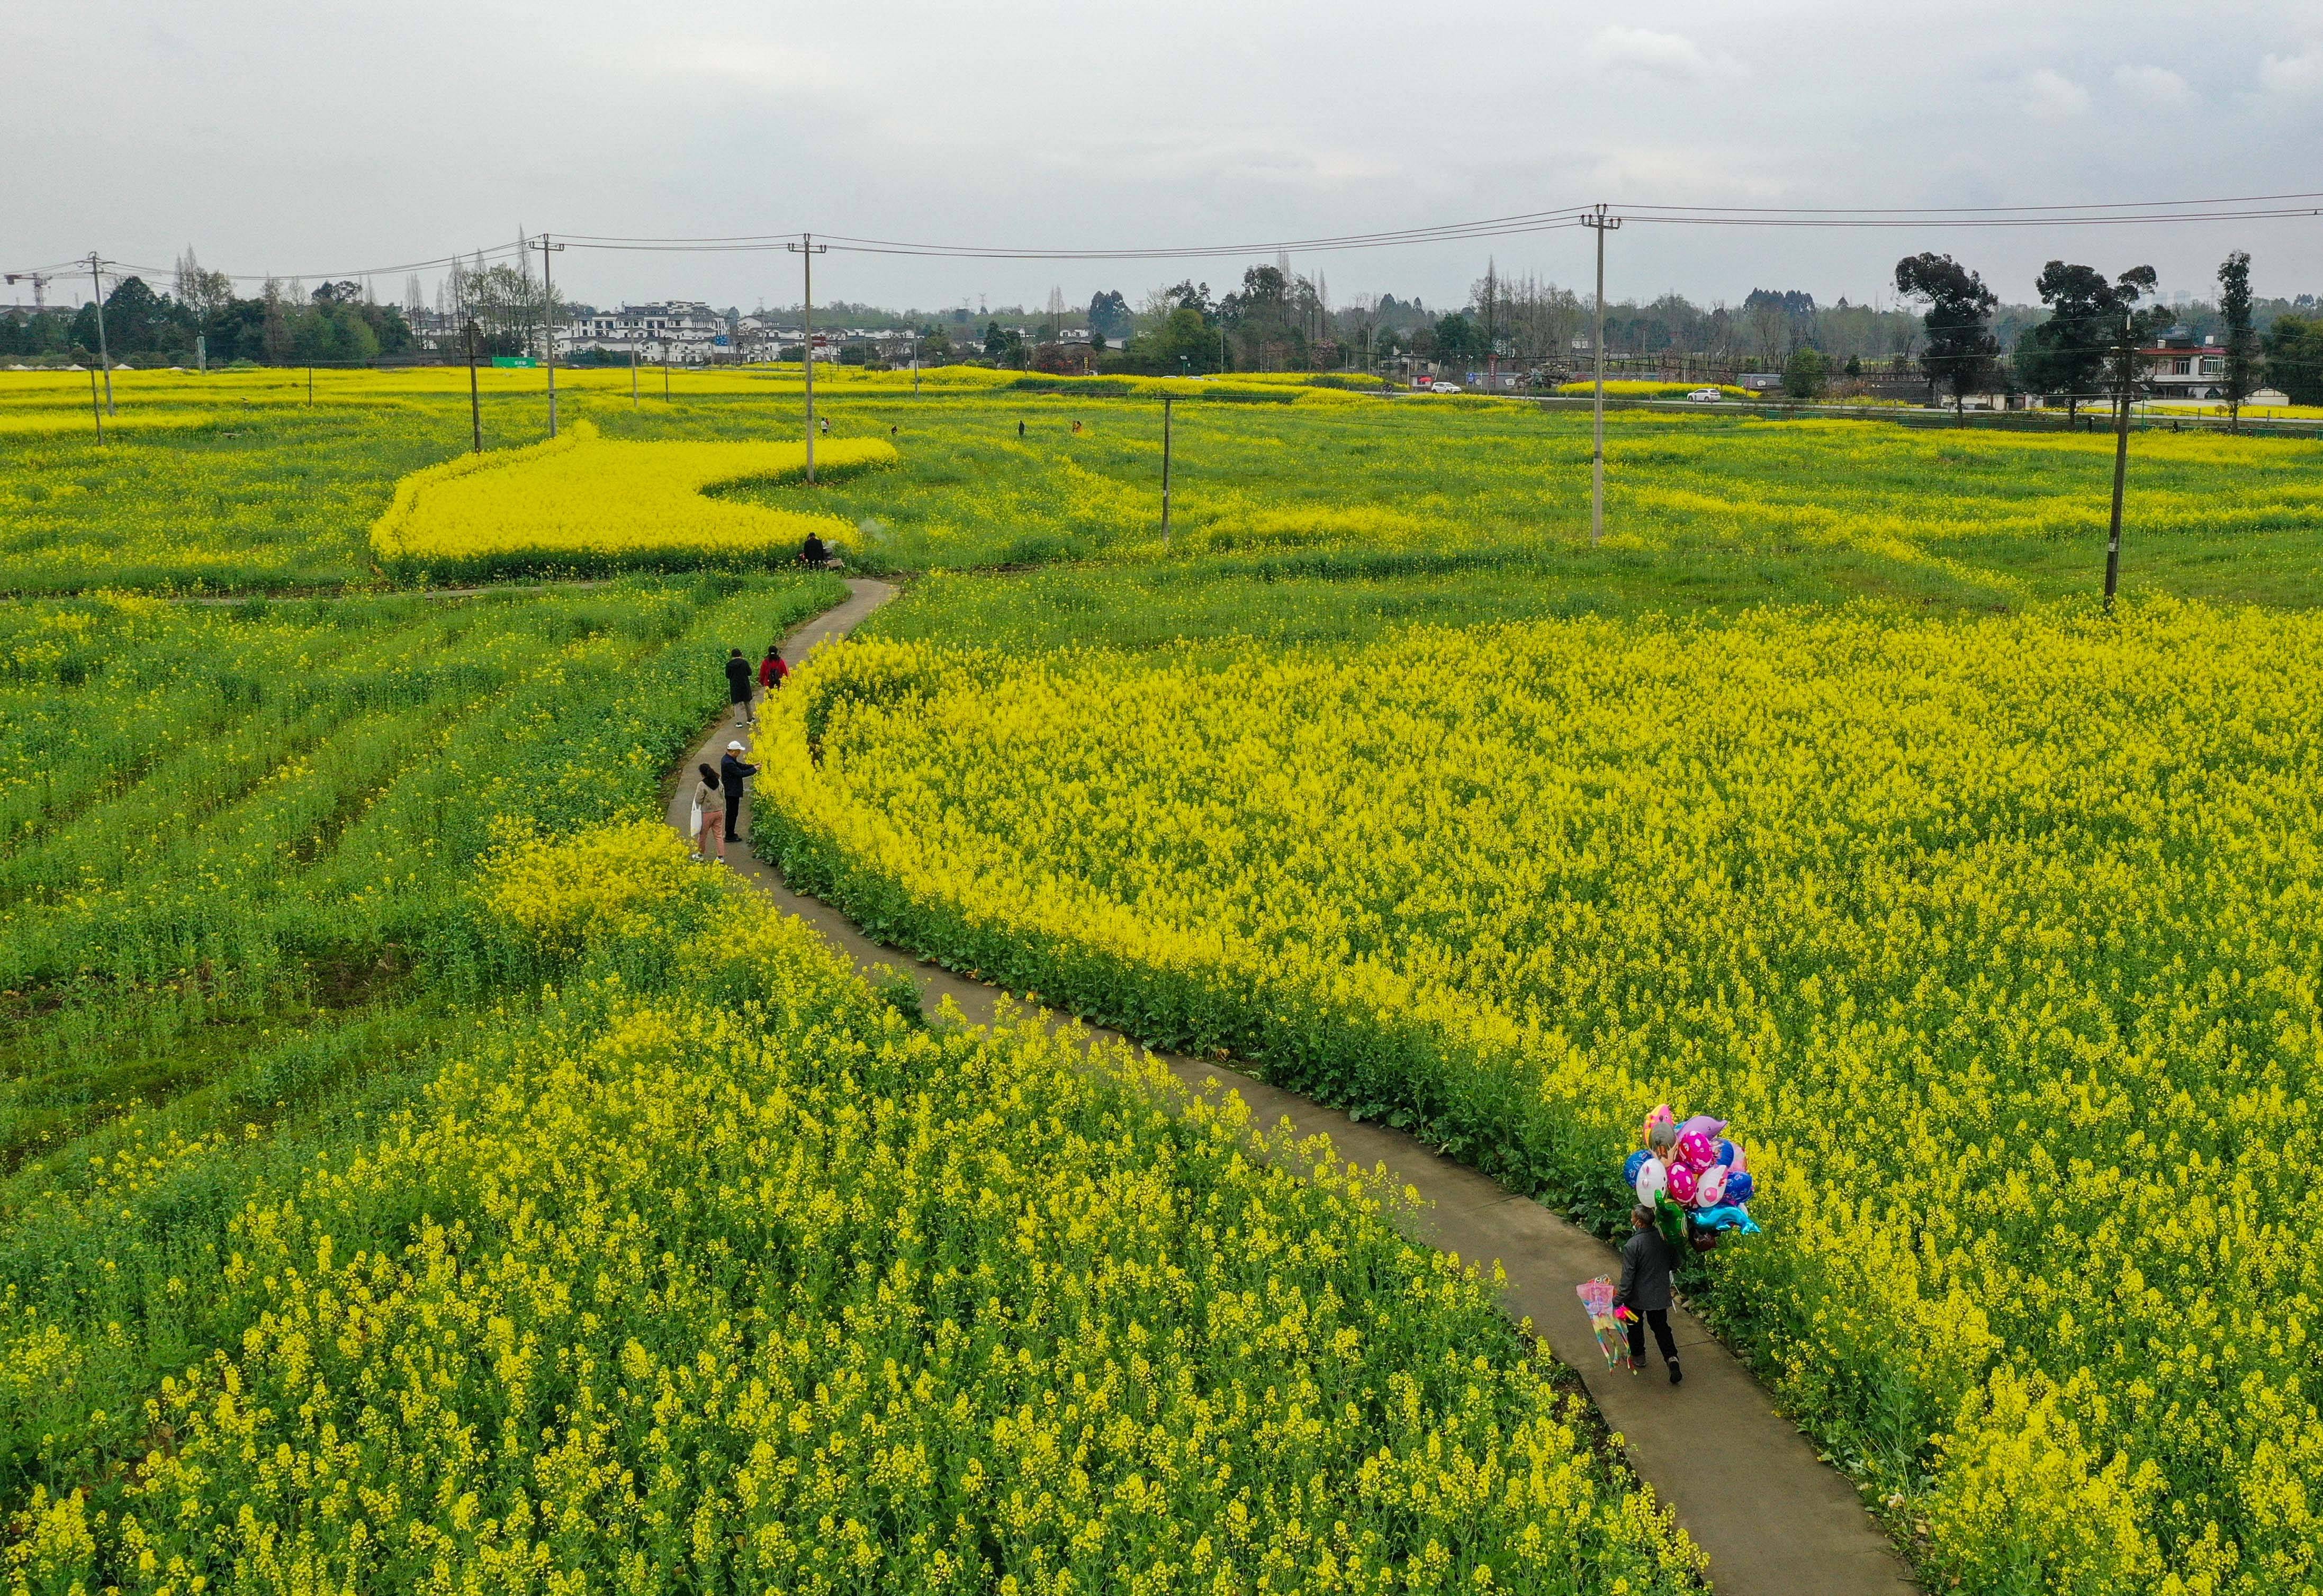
[719, 741, 758, 843]
[725, 648, 754, 726]
[1614, 1205, 1683, 1384]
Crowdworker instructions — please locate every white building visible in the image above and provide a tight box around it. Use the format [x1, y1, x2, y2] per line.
[564, 301, 727, 363]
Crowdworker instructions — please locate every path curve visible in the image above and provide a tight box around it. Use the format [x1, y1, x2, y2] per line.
[670, 576, 1917, 1596]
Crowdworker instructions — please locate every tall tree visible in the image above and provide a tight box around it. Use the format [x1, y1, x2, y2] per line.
[1893, 253, 2000, 426]
[2217, 250, 2257, 432]
[2262, 314, 2323, 405]
[173, 248, 234, 326]
[1086, 290, 1131, 344]
[2014, 261, 2117, 425]
[100, 276, 171, 354]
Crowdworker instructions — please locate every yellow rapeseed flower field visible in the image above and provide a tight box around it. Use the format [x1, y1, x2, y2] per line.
[0, 823, 1703, 1594]
[761, 598, 2323, 1595]
[368, 420, 898, 577]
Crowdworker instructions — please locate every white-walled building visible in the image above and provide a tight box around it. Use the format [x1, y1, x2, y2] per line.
[564, 301, 726, 362]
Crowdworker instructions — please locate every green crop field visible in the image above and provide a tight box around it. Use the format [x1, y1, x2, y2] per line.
[5, 364, 2323, 1593]
[7, 366, 2323, 609]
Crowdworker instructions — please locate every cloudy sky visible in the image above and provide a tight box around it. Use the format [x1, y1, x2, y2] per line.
[9, 0, 2321, 315]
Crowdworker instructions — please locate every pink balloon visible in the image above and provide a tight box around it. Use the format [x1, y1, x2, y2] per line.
[1667, 1164, 1699, 1204]
[1675, 1131, 1716, 1171]
[1695, 1166, 1727, 1208]
[1642, 1104, 1676, 1147]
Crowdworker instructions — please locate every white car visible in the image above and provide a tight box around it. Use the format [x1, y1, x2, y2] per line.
[1686, 387, 1724, 403]
[1426, 382, 1462, 395]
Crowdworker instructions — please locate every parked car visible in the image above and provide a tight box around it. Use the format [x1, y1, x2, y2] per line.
[1426, 383, 1463, 395]
[1687, 387, 1724, 403]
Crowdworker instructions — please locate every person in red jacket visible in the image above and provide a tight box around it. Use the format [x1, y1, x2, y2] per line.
[760, 646, 788, 691]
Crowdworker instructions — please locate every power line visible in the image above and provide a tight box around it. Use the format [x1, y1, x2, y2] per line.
[14, 185, 2320, 291]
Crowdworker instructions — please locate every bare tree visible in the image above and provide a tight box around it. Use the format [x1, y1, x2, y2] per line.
[173, 247, 233, 324]
[1745, 300, 1787, 369]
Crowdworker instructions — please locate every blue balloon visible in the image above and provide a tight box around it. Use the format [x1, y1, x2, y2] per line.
[1724, 1171, 1755, 1203]
[1624, 1150, 1650, 1184]
[1692, 1204, 1761, 1234]
[1716, 1138, 1739, 1168]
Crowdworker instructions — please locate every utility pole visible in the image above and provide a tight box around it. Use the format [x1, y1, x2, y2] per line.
[85, 254, 114, 415]
[1161, 394, 1174, 548]
[631, 347, 638, 409]
[464, 319, 483, 453]
[2104, 309, 2136, 614]
[308, 366, 314, 407]
[663, 343, 671, 401]
[532, 234, 565, 437]
[787, 232, 830, 481]
[87, 361, 105, 445]
[1581, 204, 1621, 545]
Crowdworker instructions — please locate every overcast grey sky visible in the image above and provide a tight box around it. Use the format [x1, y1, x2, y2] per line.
[9, 1, 2321, 315]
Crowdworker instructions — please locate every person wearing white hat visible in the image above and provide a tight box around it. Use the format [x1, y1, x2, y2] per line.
[718, 741, 759, 844]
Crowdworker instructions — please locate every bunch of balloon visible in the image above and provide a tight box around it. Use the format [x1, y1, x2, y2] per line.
[1623, 1104, 1760, 1254]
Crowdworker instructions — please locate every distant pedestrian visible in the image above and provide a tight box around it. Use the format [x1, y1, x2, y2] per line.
[889, 422, 897, 437]
[689, 762, 724, 861]
[1071, 419, 1082, 434]
[800, 531, 838, 569]
[1017, 419, 1025, 437]
[760, 645, 788, 691]
[819, 416, 830, 436]
[1614, 1205, 1683, 1385]
[719, 741, 758, 844]
[725, 648, 754, 726]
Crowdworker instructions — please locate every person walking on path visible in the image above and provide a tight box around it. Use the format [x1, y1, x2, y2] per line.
[719, 741, 758, 844]
[725, 648, 754, 726]
[760, 646, 788, 692]
[1017, 419, 1025, 437]
[1615, 1205, 1683, 1384]
[689, 762, 725, 861]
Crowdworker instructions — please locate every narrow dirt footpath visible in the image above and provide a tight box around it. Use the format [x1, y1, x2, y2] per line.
[671, 576, 1917, 1596]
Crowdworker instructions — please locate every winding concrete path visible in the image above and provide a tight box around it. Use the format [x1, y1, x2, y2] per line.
[669, 576, 1917, 1596]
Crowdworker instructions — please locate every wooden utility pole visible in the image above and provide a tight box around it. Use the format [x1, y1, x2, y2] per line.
[86, 255, 114, 416]
[464, 320, 483, 453]
[1161, 395, 1174, 548]
[533, 234, 565, 437]
[787, 232, 830, 480]
[1582, 205, 1621, 545]
[2104, 311, 2135, 614]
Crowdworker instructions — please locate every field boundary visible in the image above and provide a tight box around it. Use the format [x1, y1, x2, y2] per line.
[670, 575, 1918, 1596]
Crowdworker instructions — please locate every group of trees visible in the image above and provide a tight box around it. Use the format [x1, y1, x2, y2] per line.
[0, 250, 416, 365]
[1884, 248, 2320, 426]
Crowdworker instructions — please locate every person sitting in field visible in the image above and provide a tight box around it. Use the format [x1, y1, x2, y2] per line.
[799, 531, 841, 569]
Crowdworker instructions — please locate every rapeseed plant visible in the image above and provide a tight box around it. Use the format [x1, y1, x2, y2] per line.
[369, 420, 897, 578]
[761, 598, 2323, 1595]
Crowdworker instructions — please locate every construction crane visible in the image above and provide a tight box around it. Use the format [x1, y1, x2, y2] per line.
[4, 272, 51, 310]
